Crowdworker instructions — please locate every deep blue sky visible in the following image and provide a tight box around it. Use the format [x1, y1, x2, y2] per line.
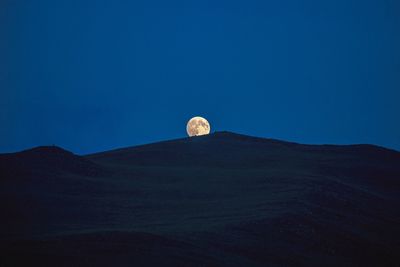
[1, 0, 399, 154]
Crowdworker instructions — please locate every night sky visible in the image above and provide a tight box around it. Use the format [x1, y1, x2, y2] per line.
[1, 0, 399, 154]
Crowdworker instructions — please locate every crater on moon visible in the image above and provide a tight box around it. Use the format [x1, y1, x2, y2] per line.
[186, 116, 210, 137]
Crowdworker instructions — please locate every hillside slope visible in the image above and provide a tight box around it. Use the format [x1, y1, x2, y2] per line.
[1, 132, 399, 266]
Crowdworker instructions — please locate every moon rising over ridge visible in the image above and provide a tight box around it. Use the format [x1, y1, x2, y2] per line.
[186, 116, 210, 137]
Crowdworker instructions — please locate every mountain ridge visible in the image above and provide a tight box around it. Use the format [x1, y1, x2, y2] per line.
[0, 145, 104, 178]
[1, 131, 398, 157]
[84, 131, 400, 169]
[86, 131, 400, 158]
[1, 131, 399, 266]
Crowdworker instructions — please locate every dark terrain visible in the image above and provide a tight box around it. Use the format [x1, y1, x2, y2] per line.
[1, 131, 399, 266]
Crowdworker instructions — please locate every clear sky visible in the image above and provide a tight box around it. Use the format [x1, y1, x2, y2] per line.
[1, 0, 399, 154]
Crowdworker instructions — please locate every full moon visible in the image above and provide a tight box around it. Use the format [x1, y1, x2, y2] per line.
[186, 116, 210, 137]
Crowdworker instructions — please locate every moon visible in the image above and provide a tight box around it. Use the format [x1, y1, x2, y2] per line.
[186, 116, 210, 137]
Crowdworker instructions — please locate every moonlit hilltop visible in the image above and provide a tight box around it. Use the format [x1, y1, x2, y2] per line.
[1, 131, 400, 266]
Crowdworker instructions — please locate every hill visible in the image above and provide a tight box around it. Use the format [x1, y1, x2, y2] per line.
[1, 132, 399, 266]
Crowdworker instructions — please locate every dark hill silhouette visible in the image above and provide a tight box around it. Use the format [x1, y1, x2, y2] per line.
[88, 131, 400, 167]
[0, 146, 104, 177]
[1, 132, 399, 266]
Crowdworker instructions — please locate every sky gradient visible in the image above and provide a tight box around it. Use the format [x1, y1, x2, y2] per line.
[1, 0, 400, 154]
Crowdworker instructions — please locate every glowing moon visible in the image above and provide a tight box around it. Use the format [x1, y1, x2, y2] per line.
[186, 116, 210, 137]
